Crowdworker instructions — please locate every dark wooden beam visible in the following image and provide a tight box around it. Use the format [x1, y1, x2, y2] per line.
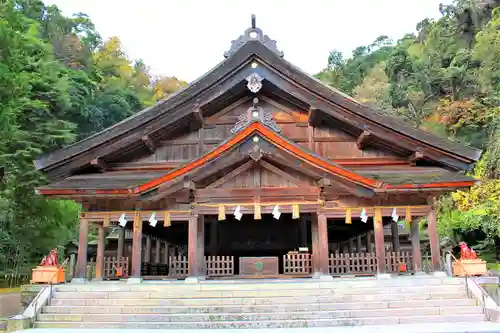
[407, 151, 424, 165]
[307, 107, 321, 126]
[259, 160, 308, 186]
[141, 135, 156, 154]
[90, 158, 107, 172]
[205, 160, 254, 189]
[356, 130, 371, 150]
[192, 108, 204, 127]
[142, 180, 195, 202]
[195, 187, 320, 202]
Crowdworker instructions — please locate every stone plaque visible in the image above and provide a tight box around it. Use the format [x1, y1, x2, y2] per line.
[239, 257, 279, 276]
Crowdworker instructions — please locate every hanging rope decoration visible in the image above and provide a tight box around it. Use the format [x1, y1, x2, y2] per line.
[218, 205, 226, 221]
[345, 208, 352, 224]
[254, 204, 261, 220]
[103, 214, 110, 228]
[292, 204, 300, 219]
[405, 206, 412, 223]
[164, 211, 171, 227]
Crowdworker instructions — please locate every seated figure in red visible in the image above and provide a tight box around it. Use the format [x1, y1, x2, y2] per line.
[39, 248, 60, 267]
[459, 242, 477, 260]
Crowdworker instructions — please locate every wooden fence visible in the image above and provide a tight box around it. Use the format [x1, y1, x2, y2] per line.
[385, 251, 413, 273]
[206, 256, 234, 276]
[329, 252, 378, 275]
[168, 255, 189, 277]
[283, 253, 312, 275]
[103, 257, 129, 278]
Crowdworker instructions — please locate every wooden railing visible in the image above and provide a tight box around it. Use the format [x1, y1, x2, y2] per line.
[385, 251, 413, 273]
[283, 253, 312, 275]
[206, 256, 234, 276]
[104, 257, 129, 278]
[329, 252, 378, 275]
[168, 255, 188, 277]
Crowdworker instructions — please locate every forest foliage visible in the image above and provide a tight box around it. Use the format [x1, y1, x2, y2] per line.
[1, 0, 499, 275]
[317, 0, 500, 255]
[0, 0, 187, 274]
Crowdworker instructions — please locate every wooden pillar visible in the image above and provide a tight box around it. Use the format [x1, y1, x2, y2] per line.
[74, 217, 88, 280]
[391, 222, 400, 252]
[365, 231, 373, 253]
[411, 220, 422, 273]
[347, 238, 354, 253]
[317, 214, 329, 275]
[188, 213, 202, 278]
[154, 238, 161, 264]
[198, 215, 205, 277]
[300, 216, 308, 247]
[117, 226, 125, 259]
[356, 235, 362, 253]
[209, 220, 218, 256]
[95, 225, 105, 280]
[130, 213, 143, 279]
[374, 208, 386, 274]
[144, 236, 152, 263]
[428, 206, 441, 271]
[311, 214, 320, 274]
[163, 242, 170, 265]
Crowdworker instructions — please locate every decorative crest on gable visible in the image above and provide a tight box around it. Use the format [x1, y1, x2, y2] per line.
[224, 14, 284, 59]
[231, 97, 281, 134]
[246, 73, 263, 93]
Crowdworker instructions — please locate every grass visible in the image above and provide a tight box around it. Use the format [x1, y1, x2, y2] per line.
[0, 288, 20, 294]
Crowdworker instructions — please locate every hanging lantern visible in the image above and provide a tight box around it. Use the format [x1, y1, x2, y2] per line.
[218, 205, 226, 221]
[345, 208, 352, 224]
[163, 211, 171, 227]
[254, 204, 261, 220]
[292, 204, 300, 219]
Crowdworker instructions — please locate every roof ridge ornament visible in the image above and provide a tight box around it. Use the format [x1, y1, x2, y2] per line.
[224, 14, 284, 59]
[231, 97, 281, 134]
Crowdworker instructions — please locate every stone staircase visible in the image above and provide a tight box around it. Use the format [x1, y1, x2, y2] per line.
[35, 277, 486, 329]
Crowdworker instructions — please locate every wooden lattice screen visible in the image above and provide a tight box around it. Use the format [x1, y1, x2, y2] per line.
[205, 256, 234, 277]
[385, 251, 413, 273]
[329, 253, 378, 275]
[104, 257, 129, 278]
[168, 255, 188, 277]
[283, 253, 312, 275]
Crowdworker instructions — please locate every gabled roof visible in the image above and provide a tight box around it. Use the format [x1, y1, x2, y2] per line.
[34, 19, 482, 179]
[37, 121, 477, 197]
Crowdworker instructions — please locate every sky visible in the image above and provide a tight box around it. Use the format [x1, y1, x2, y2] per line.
[45, 0, 449, 82]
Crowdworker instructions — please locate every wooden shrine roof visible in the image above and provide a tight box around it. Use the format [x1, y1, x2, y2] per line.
[37, 121, 477, 197]
[34, 19, 481, 179]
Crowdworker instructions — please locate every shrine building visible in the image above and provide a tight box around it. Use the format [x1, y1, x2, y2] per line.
[35, 17, 481, 282]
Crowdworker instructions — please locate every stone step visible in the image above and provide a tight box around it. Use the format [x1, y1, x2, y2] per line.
[51, 285, 466, 299]
[43, 298, 478, 314]
[37, 306, 483, 322]
[49, 290, 469, 306]
[53, 278, 464, 293]
[34, 314, 486, 329]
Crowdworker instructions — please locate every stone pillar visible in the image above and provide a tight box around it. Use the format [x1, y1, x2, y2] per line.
[129, 213, 143, 283]
[94, 225, 105, 281]
[391, 222, 400, 252]
[144, 236, 152, 263]
[411, 220, 422, 273]
[73, 217, 88, 282]
[365, 231, 373, 253]
[117, 226, 125, 259]
[210, 220, 218, 256]
[154, 239, 161, 264]
[347, 238, 354, 253]
[356, 235, 362, 253]
[428, 206, 442, 272]
[374, 209, 386, 275]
